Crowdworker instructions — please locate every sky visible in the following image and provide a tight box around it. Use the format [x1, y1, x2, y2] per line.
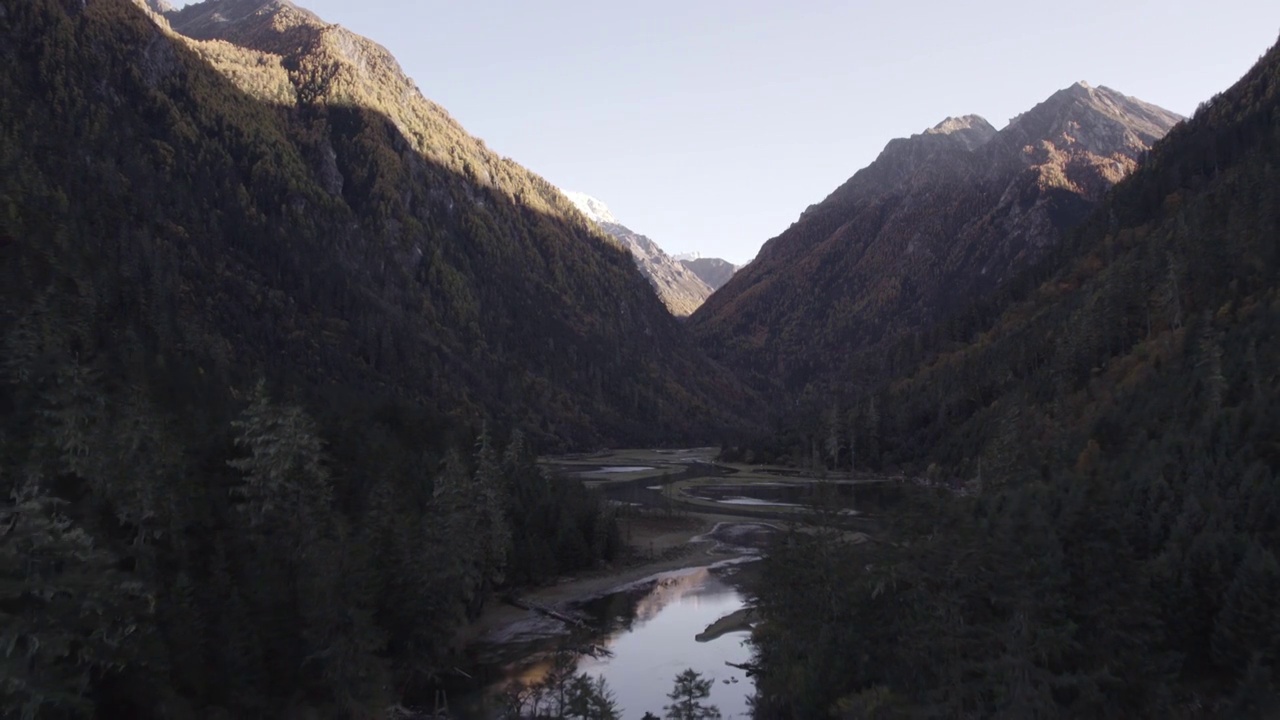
[184, 1, 1279, 264]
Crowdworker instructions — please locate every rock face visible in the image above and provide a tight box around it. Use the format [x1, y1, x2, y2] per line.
[680, 256, 738, 291]
[691, 84, 1183, 391]
[562, 191, 714, 316]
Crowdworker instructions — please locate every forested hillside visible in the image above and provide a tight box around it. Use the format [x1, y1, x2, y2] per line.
[0, 0, 746, 715]
[750, 36, 1280, 719]
[9, 0, 753, 454]
[693, 85, 1180, 396]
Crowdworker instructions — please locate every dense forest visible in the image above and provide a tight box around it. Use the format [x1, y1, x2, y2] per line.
[0, 0, 726, 715]
[5, 0, 1280, 717]
[4, 0, 756, 455]
[748, 36, 1280, 718]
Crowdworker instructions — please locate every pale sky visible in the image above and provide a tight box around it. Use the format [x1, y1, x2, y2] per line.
[182, 1, 1279, 264]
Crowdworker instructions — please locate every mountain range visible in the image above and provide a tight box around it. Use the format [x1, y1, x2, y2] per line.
[692, 82, 1182, 393]
[4, 0, 1280, 715]
[561, 191, 718, 316]
[0, 0, 758, 451]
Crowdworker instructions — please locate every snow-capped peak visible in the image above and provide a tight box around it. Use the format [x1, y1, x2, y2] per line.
[561, 190, 617, 225]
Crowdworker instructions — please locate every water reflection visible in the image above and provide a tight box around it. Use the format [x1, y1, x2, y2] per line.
[462, 565, 754, 719]
[575, 569, 754, 719]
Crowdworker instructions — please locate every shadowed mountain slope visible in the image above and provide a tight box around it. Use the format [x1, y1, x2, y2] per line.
[2, 1, 718, 714]
[2, 0, 758, 452]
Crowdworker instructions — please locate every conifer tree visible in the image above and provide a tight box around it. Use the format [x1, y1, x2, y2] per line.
[565, 674, 621, 719]
[664, 669, 721, 720]
[473, 425, 512, 597]
[227, 380, 332, 541]
[0, 481, 154, 717]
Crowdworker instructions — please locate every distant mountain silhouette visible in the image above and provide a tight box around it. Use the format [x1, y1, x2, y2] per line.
[680, 256, 739, 292]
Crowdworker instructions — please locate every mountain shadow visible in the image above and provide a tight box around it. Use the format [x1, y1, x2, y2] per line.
[2, 0, 758, 457]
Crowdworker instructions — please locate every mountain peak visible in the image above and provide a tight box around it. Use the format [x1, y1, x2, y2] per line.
[1004, 82, 1183, 156]
[167, 0, 324, 46]
[561, 191, 618, 226]
[810, 113, 995, 210]
[558, 190, 719, 315]
[695, 83, 1183, 389]
[923, 114, 998, 150]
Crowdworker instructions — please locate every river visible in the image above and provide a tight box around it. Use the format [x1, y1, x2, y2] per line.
[456, 559, 757, 719]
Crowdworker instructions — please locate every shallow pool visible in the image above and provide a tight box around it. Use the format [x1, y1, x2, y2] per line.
[716, 496, 803, 507]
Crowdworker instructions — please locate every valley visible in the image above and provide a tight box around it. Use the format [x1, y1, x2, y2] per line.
[454, 448, 884, 719]
[561, 193, 728, 316]
[1, 0, 1278, 718]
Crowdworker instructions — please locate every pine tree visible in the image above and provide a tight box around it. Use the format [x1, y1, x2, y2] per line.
[226, 380, 332, 542]
[472, 425, 512, 597]
[0, 481, 154, 717]
[433, 447, 483, 607]
[664, 669, 721, 720]
[565, 674, 621, 719]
